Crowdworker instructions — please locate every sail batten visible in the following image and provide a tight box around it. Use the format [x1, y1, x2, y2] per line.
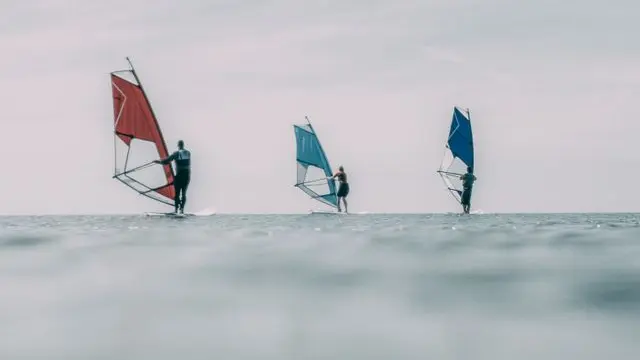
[110, 60, 175, 207]
[438, 107, 475, 206]
[293, 118, 338, 209]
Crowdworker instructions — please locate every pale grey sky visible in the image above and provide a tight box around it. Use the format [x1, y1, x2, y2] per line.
[1, 0, 638, 214]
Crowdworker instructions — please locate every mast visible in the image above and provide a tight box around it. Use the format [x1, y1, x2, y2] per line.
[304, 115, 315, 133]
[125, 57, 175, 176]
[465, 107, 473, 171]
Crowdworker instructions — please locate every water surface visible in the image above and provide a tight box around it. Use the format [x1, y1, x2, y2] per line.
[1, 213, 639, 359]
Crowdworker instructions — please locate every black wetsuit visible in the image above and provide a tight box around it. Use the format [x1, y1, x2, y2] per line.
[161, 149, 191, 212]
[336, 172, 349, 198]
[460, 173, 476, 206]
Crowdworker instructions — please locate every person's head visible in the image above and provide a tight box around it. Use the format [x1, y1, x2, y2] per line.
[339, 165, 344, 172]
[177, 140, 184, 149]
[467, 166, 473, 173]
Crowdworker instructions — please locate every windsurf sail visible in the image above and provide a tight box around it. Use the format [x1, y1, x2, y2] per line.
[293, 117, 338, 209]
[111, 57, 175, 207]
[437, 106, 474, 204]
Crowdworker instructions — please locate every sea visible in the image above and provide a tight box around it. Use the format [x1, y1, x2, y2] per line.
[1, 213, 639, 359]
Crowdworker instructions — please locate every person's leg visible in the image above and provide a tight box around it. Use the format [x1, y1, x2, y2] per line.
[336, 183, 345, 212]
[174, 173, 185, 213]
[180, 186, 188, 213]
[176, 188, 183, 213]
[180, 172, 191, 212]
[173, 179, 181, 213]
[461, 188, 470, 214]
[342, 184, 349, 213]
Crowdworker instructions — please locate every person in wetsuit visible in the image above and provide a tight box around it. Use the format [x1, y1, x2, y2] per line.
[331, 165, 349, 213]
[459, 166, 476, 214]
[155, 140, 191, 214]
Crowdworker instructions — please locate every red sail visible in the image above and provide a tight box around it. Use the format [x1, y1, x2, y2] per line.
[111, 72, 175, 203]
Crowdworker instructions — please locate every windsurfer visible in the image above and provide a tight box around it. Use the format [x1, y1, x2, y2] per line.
[459, 167, 476, 214]
[155, 140, 191, 214]
[331, 166, 349, 213]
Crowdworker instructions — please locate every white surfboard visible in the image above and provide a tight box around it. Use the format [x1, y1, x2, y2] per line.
[145, 208, 216, 217]
[309, 210, 370, 215]
[309, 210, 348, 215]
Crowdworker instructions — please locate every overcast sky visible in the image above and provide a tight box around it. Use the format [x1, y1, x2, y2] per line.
[1, 0, 638, 214]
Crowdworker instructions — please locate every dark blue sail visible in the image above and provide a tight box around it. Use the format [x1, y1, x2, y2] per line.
[447, 107, 474, 170]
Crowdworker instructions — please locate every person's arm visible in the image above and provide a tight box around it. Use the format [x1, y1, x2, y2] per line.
[154, 151, 177, 165]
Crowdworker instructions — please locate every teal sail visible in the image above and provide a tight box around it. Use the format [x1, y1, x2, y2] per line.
[293, 117, 338, 209]
[437, 107, 475, 204]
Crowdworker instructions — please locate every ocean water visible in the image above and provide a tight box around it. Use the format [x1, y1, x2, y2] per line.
[1, 213, 639, 359]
